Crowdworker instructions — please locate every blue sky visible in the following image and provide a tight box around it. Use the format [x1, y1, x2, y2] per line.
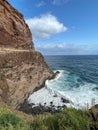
[8, 0, 98, 55]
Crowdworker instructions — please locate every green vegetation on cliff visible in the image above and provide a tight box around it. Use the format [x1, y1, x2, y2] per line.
[0, 104, 98, 130]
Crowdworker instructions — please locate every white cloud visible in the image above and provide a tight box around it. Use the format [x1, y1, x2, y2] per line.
[35, 43, 98, 55]
[36, 1, 46, 7]
[52, 0, 71, 6]
[26, 14, 67, 39]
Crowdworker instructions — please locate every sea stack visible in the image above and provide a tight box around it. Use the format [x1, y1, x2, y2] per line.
[0, 0, 54, 109]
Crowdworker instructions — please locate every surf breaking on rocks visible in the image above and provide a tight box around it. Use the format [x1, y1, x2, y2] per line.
[28, 69, 98, 110]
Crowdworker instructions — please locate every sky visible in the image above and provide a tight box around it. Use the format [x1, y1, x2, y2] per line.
[8, 0, 98, 55]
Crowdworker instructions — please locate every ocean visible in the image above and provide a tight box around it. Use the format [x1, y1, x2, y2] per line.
[28, 55, 98, 109]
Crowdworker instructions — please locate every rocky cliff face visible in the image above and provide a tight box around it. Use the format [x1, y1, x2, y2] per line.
[0, 50, 53, 108]
[0, 0, 34, 49]
[0, 70, 9, 102]
[0, 0, 54, 109]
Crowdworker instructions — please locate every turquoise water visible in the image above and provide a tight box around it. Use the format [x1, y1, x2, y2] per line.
[45, 55, 98, 108]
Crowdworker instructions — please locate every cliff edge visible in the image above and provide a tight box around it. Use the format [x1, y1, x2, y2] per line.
[0, 0, 54, 109]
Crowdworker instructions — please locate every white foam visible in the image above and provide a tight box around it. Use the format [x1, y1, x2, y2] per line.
[28, 70, 70, 108]
[28, 70, 98, 109]
[28, 87, 67, 108]
[53, 70, 65, 80]
[62, 82, 98, 109]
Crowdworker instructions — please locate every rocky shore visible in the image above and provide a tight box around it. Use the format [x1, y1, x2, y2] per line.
[0, 0, 54, 109]
[19, 72, 71, 115]
[19, 100, 67, 115]
[19, 93, 70, 115]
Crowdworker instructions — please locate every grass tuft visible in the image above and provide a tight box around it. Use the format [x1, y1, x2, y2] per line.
[0, 105, 98, 130]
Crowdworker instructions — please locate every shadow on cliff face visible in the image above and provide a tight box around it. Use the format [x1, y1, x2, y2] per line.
[0, 50, 54, 109]
[0, 70, 9, 103]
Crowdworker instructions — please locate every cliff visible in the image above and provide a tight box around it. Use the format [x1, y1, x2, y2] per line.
[0, 0, 34, 49]
[0, 0, 54, 109]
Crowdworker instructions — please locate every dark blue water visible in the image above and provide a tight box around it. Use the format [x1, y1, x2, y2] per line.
[44, 55, 98, 108]
[45, 55, 98, 84]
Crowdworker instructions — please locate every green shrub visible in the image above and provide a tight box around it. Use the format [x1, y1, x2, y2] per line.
[44, 115, 59, 130]
[29, 108, 94, 130]
[0, 112, 30, 130]
[0, 106, 97, 130]
[0, 113, 21, 127]
[29, 115, 47, 130]
[56, 108, 92, 130]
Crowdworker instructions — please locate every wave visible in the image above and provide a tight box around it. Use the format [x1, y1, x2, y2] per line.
[45, 70, 98, 109]
[28, 69, 98, 109]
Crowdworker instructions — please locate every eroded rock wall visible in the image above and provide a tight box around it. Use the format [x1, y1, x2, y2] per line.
[0, 50, 53, 108]
[0, 0, 34, 49]
[0, 70, 9, 102]
[0, 0, 54, 109]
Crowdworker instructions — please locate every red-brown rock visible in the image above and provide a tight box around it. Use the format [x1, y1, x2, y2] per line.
[0, 0, 54, 109]
[0, 0, 34, 49]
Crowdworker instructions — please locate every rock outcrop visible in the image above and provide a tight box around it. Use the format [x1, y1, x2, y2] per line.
[0, 70, 9, 102]
[91, 104, 98, 121]
[0, 0, 34, 49]
[0, 0, 54, 109]
[0, 50, 53, 109]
